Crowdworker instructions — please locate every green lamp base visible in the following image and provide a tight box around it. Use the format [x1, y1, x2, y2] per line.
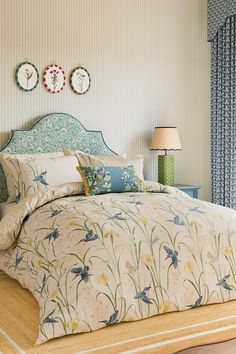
[158, 155, 175, 185]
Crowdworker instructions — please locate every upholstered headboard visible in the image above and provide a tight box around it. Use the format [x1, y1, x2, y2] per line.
[0, 112, 115, 202]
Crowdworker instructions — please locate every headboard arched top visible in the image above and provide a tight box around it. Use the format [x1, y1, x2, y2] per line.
[0, 112, 115, 202]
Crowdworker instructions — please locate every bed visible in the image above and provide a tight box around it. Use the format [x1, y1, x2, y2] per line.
[1, 112, 236, 354]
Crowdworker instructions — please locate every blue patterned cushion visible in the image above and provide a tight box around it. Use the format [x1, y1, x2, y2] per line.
[77, 165, 143, 196]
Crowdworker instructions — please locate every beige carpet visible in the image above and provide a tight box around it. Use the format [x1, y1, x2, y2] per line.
[1, 272, 236, 354]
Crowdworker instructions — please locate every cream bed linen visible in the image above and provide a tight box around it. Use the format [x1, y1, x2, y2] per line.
[1, 181, 236, 345]
[0, 202, 17, 220]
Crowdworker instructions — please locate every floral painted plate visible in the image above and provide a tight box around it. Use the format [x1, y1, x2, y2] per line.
[70, 66, 91, 94]
[43, 64, 66, 93]
[15, 62, 39, 91]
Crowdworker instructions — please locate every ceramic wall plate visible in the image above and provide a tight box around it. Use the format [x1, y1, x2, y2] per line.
[70, 66, 91, 94]
[43, 64, 66, 93]
[15, 62, 39, 91]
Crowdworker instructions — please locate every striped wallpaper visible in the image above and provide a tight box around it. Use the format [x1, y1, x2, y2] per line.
[0, 0, 211, 200]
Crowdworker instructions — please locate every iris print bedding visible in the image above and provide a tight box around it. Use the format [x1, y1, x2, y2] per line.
[1, 181, 236, 345]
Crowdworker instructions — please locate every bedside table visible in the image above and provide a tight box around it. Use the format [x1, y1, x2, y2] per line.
[173, 184, 201, 199]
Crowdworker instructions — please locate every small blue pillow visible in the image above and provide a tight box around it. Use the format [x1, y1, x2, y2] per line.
[77, 165, 143, 196]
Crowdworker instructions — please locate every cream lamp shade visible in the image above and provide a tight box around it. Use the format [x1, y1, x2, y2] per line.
[150, 127, 182, 151]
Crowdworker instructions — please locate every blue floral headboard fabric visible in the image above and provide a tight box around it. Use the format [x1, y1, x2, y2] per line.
[0, 112, 115, 202]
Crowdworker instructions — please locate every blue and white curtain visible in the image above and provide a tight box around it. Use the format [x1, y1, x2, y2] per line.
[209, 0, 236, 208]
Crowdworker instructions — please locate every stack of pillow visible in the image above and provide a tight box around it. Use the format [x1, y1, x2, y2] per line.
[0, 150, 144, 202]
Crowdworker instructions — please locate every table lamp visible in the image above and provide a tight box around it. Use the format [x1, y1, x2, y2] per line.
[150, 127, 182, 185]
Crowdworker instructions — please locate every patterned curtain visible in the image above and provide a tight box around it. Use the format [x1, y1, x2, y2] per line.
[208, 0, 236, 41]
[211, 15, 236, 208]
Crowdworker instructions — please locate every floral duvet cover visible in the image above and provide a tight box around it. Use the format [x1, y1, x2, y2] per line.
[1, 181, 236, 345]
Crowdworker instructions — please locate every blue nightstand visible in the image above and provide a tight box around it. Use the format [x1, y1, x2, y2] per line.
[173, 184, 201, 199]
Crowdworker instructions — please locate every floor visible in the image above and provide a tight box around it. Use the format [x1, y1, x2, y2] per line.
[178, 338, 236, 354]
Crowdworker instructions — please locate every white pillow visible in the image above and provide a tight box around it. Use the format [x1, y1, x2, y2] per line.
[0, 151, 64, 203]
[6, 155, 81, 202]
[64, 150, 144, 180]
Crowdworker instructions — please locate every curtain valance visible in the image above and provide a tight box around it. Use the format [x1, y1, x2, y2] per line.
[208, 0, 236, 41]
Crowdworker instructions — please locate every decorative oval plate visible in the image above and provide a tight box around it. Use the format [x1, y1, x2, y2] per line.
[15, 62, 39, 91]
[70, 66, 91, 94]
[43, 64, 65, 93]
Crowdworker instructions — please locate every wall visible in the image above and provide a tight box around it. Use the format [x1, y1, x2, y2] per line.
[0, 0, 211, 200]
